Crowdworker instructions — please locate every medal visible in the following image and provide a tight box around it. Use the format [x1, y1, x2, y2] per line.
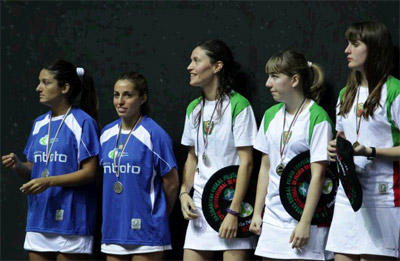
[202, 152, 208, 165]
[113, 116, 142, 194]
[113, 181, 123, 194]
[43, 106, 72, 178]
[276, 163, 285, 176]
[197, 98, 221, 167]
[277, 99, 307, 177]
[41, 168, 49, 178]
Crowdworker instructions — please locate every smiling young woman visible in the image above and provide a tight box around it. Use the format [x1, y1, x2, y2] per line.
[99, 72, 179, 261]
[180, 40, 258, 261]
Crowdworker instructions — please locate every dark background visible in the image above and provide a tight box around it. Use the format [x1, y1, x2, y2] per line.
[1, 1, 399, 260]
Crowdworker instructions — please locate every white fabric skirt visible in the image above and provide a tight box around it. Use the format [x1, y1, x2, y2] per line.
[326, 202, 400, 258]
[24, 232, 93, 254]
[101, 244, 171, 255]
[183, 206, 256, 251]
[255, 221, 333, 260]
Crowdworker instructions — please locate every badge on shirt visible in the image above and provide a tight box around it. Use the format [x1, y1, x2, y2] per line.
[379, 183, 388, 194]
[131, 218, 141, 230]
[56, 209, 64, 221]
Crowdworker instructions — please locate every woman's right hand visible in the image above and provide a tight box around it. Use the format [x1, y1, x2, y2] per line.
[2, 153, 21, 170]
[180, 193, 199, 220]
[249, 214, 262, 235]
[328, 132, 345, 162]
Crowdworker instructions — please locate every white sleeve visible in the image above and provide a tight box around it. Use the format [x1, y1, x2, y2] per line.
[181, 113, 195, 146]
[335, 96, 343, 132]
[253, 116, 269, 155]
[233, 106, 258, 147]
[390, 94, 400, 130]
[310, 121, 333, 163]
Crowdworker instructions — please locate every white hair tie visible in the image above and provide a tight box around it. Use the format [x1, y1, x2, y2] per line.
[307, 61, 312, 68]
[76, 67, 85, 77]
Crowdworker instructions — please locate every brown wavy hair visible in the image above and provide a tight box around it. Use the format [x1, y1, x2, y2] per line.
[339, 21, 393, 119]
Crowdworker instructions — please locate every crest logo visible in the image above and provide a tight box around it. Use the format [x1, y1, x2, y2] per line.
[108, 150, 115, 159]
[281, 131, 292, 145]
[39, 135, 48, 146]
[203, 120, 215, 135]
[355, 103, 364, 117]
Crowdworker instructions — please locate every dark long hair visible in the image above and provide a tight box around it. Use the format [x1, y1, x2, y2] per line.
[194, 39, 240, 126]
[43, 60, 99, 122]
[117, 72, 149, 116]
[265, 50, 325, 103]
[339, 21, 393, 118]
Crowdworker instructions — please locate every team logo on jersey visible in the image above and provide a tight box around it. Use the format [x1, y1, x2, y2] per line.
[39, 135, 49, 145]
[108, 150, 128, 159]
[203, 120, 215, 135]
[281, 131, 292, 145]
[355, 103, 364, 117]
[108, 150, 116, 159]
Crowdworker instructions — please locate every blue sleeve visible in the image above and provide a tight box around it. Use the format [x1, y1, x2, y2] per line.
[152, 128, 177, 177]
[79, 118, 100, 163]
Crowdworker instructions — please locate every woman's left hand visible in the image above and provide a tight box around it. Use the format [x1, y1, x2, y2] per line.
[218, 213, 238, 239]
[289, 221, 310, 248]
[353, 143, 370, 157]
[20, 178, 51, 194]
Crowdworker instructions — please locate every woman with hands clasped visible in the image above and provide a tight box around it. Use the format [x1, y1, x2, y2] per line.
[249, 51, 334, 260]
[326, 21, 400, 260]
[2, 60, 100, 260]
[180, 39, 258, 260]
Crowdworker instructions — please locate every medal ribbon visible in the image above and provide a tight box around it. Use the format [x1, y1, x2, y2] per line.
[201, 97, 221, 152]
[113, 116, 142, 179]
[355, 87, 362, 143]
[45, 106, 72, 168]
[279, 99, 307, 161]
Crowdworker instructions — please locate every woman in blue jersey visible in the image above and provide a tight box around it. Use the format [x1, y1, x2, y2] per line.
[100, 72, 179, 261]
[2, 60, 100, 260]
[249, 51, 333, 260]
[180, 39, 258, 260]
[326, 21, 400, 260]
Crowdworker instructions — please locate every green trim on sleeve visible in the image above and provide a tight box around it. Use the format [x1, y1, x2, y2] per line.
[338, 87, 347, 102]
[186, 96, 202, 118]
[230, 91, 251, 122]
[263, 103, 284, 134]
[308, 103, 334, 143]
[385, 76, 400, 146]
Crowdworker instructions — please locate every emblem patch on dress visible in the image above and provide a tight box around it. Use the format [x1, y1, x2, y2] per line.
[55, 209, 64, 221]
[131, 218, 141, 230]
[203, 121, 215, 135]
[378, 183, 388, 194]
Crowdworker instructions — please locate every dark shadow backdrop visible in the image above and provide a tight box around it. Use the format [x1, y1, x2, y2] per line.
[1, 1, 399, 260]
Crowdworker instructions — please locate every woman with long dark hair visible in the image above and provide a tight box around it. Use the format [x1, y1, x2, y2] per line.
[326, 21, 400, 260]
[179, 39, 258, 260]
[2, 60, 100, 260]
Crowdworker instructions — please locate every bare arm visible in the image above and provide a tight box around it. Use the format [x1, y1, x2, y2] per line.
[219, 146, 253, 239]
[20, 156, 98, 194]
[179, 146, 199, 220]
[249, 153, 270, 235]
[2, 153, 32, 180]
[163, 168, 179, 216]
[355, 145, 400, 161]
[290, 160, 327, 248]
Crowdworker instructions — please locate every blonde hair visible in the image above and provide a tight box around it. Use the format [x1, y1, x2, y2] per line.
[266, 50, 325, 103]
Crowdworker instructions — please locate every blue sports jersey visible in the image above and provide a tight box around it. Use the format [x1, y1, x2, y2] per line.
[23, 107, 100, 235]
[100, 116, 177, 245]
